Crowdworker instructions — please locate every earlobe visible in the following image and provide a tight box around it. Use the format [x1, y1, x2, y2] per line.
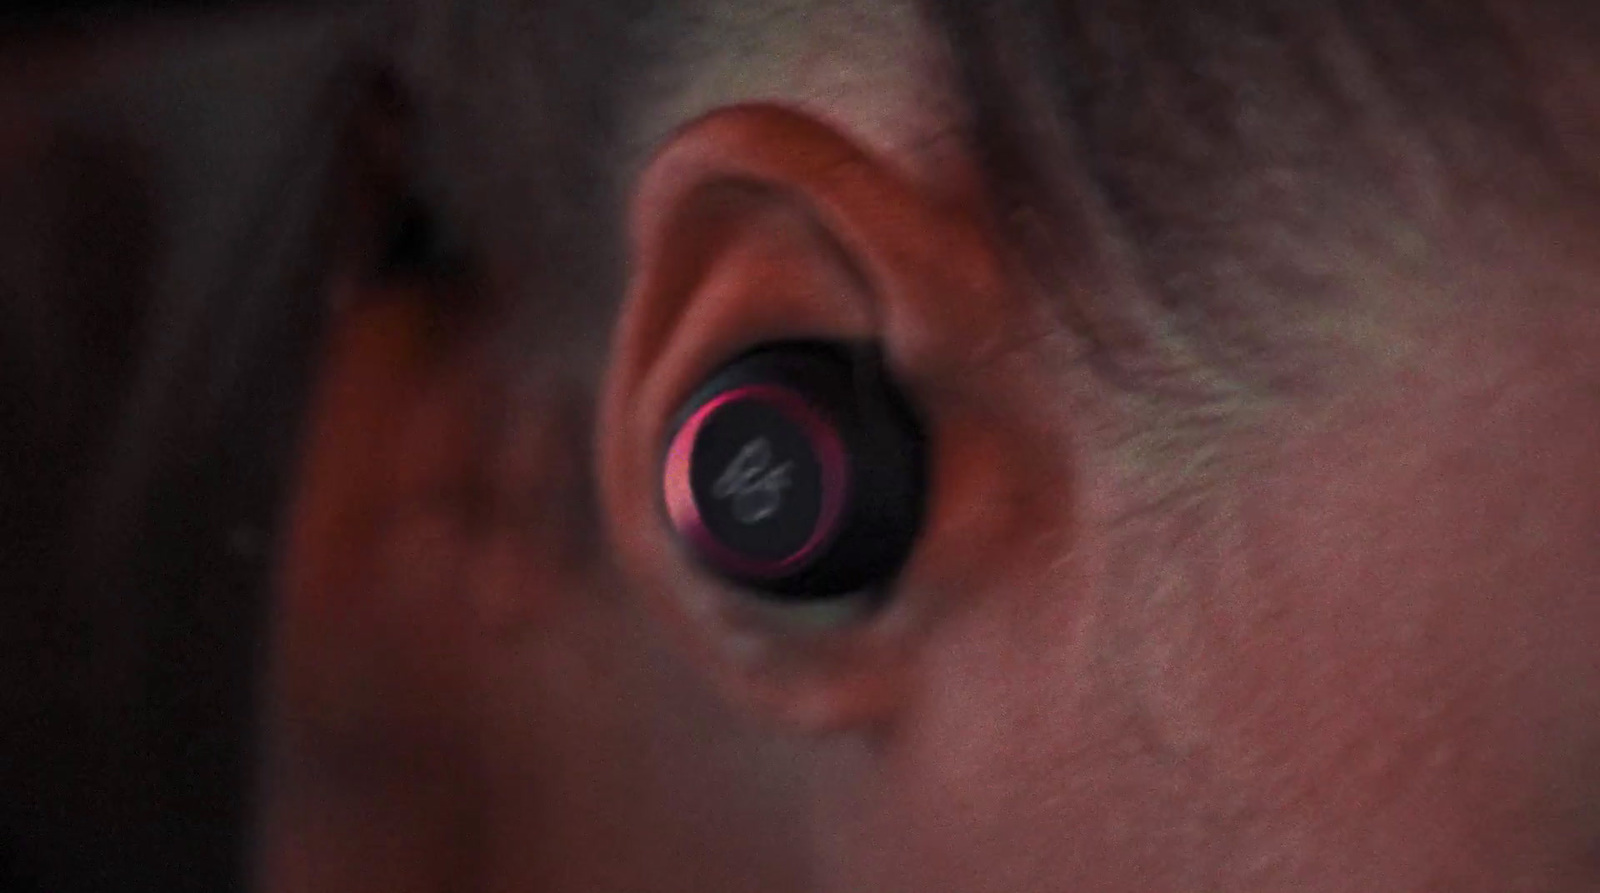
[599, 103, 1056, 732]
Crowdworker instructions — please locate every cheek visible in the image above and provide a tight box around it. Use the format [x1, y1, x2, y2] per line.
[1185, 381, 1600, 887]
[822, 515, 1226, 890]
[826, 381, 1600, 892]
[826, 569, 1247, 893]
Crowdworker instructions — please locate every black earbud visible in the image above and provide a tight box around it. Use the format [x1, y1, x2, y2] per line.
[661, 341, 927, 599]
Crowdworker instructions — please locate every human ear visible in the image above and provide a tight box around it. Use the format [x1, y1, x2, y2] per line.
[256, 78, 497, 892]
[598, 103, 1065, 732]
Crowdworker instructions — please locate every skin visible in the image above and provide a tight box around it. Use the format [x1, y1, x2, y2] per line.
[257, 3, 1600, 892]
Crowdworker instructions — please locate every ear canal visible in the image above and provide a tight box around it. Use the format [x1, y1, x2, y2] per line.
[661, 340, 927, 599]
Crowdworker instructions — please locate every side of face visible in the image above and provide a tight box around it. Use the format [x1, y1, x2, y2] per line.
[261, 30, 1600, 893]
[829, 271, 1600, 892]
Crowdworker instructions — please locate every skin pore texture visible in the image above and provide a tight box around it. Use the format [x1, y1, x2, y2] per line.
[260, 1, 1600, 892]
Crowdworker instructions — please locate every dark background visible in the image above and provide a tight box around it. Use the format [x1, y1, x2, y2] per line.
[1, 5, 349, 891]
[4, 1, 272, 24]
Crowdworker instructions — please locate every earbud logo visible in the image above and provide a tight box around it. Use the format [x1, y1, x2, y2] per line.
[713, 438, 794, 525]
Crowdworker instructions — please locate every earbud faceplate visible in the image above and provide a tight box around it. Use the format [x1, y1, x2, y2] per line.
[661, 341, 926, 598]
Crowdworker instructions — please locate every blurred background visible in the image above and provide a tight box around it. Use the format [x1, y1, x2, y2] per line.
[2, 4, 355, 890]
[6, 1, 271, 22]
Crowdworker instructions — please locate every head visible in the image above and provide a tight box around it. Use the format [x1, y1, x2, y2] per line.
[260, 1, 1600, 890]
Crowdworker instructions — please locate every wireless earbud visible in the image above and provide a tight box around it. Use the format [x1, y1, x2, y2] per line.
[661, 341, 927, 599]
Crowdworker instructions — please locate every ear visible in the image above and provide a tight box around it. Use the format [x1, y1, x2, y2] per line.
[599, 103, 1067, 732]
[257, 80, 497, 891]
